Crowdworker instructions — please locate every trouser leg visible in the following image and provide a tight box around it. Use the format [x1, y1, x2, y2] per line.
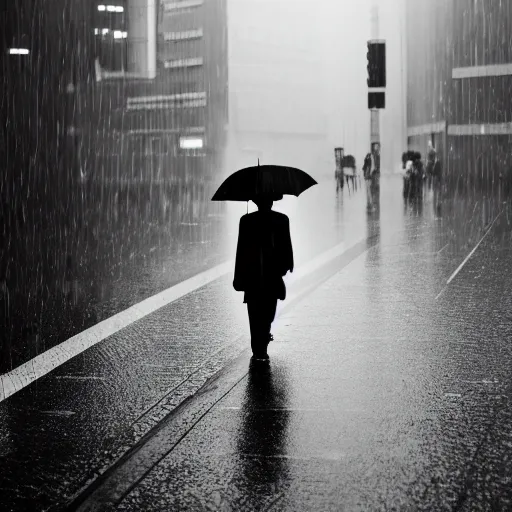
[267, 298, 277, 326]
[247, 296, 278, 356]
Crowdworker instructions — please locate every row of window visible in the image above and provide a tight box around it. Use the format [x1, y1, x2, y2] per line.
[94, 17, 204, 73]
[118, 133, 205, 155]
[162, 28, 203, 41]
[94, 0, 127, 71]
[162, 0, 204, 13]
[97, 4, 124, 12]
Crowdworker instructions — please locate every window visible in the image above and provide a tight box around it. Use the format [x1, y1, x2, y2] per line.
[163, 57, 203, 69]
[94, 0, 127, 72]
[126, 92, 207, 110]
[162, 28, 203, 42]
[162, 0, 203, 13]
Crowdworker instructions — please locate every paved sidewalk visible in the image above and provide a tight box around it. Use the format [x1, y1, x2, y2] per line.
[71, 210, 512, 512]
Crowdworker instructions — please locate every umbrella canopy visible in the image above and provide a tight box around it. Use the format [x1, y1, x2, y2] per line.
[211, 164, 317, 202]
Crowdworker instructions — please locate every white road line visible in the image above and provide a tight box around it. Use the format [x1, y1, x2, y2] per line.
[434, 288, 447, 301]
[0, 260, 233, 402]
[436, 243, 449, 255]
[53, 375, 106, 381]
[447, 212, 501, 285]
[460, 379, 498, 385]
[435, 211, 502, 300]
[0, 237, 364, 403]
[38, 410, 76, 417]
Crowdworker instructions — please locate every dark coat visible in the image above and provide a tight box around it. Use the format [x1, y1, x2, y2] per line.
[233, 210, 294, 302]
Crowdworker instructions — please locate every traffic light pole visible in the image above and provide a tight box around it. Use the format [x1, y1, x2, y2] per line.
[369, 3, 380, 156]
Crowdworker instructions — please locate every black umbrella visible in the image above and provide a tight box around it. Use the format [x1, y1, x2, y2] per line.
[211, 163, 317, 201]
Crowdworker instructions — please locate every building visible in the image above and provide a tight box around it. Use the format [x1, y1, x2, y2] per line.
[2, 0, 359, 197]
[89, 0, 338, 190]
[1, 0, 90, 185]
[405, 0, 512, 191]
[0, 0, 97, 370]
[89, 0, 228, 188]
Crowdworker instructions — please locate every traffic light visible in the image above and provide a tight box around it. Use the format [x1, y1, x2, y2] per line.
[367, 41, 386, 88]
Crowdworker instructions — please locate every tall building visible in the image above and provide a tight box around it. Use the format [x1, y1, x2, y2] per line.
[89, 0, 337, 188]
[89, 0, 228, 186]
[1, 0, 91, 185]
[3, 0, 360, 193]
[405, 0, 512, 190]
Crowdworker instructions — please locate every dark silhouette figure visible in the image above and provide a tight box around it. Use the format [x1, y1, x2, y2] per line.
[402, 151, 424, 199]
[233, 195, 294, 360]
[364, 150, 380, 211]
[363, 153, 372, 183]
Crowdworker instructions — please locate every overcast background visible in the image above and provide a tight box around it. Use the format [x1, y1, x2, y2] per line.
[224, 0, 406, 180]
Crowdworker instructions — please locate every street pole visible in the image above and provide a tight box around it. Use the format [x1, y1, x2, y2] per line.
[366, 1, 382, 211]
[370, 2, 380, 156]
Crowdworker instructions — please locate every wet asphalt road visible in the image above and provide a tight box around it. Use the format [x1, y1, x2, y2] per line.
[2, 180, 231, 371]
[2, 176, 369, 371]
[111, 204, 512, 511]
[1, 175, 512, 510]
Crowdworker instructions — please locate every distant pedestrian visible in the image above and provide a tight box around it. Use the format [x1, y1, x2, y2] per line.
[432, 158, 442, 203]
[363, 153, 372, 180]
[335, 147, 344, 193]
[427, 141, 437, 166]
[364, 146, 380, 210]
[426, 141, 437, 189]
[233, 195, 294, 361]
[371, 143, 381, 176]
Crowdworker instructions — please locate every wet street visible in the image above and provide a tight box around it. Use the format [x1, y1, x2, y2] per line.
[0, 175, 372, 372]
[1, 175, 512, 510]
[4, 0, 512, 508]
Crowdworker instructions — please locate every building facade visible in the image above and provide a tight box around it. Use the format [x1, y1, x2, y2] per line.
[90, 0, 332, 188]
[405, 0, 512, 191]
[89, 0, 228, 188]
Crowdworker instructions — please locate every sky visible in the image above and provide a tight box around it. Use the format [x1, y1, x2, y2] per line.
[225, 0, 406, 179]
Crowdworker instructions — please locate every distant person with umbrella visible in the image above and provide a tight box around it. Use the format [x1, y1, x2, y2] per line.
[212, 162, 317, 361]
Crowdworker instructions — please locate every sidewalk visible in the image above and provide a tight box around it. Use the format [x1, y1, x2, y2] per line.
[0, 182, 390, 512]
[71, 210, 512, 512]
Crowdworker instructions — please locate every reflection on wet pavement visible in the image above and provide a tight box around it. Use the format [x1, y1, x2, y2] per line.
[1, 176, 512, 510]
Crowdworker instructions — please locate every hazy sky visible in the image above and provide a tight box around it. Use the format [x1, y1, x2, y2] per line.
[225, 0, 405, 178]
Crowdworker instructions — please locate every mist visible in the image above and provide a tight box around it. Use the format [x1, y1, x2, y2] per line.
[224, 0, 405, 180]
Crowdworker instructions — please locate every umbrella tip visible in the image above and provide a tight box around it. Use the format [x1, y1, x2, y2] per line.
[258, 158, 260, 166]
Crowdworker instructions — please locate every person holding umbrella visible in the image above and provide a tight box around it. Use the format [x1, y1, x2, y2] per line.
[211, 162, 317, 361]
[233, 193, 293, 360]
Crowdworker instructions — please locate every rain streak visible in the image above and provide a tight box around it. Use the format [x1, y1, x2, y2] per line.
[1, 1, 512, 510]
